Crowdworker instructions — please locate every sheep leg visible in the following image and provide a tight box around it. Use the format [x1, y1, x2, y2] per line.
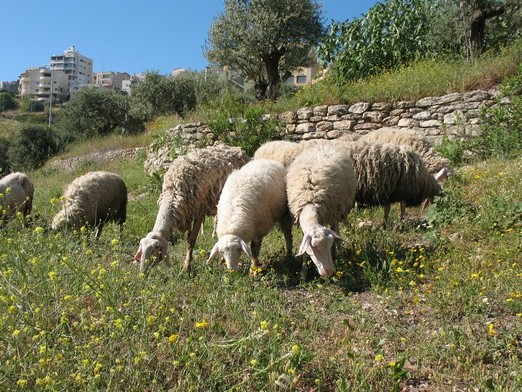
[250, 237, 263, 269]
[279, 211, 294, 258]
[94, 224, 104, 239]
[383, 206, 389, 228]
[183, 216, 204, 272]
[400, 201, 406, 222]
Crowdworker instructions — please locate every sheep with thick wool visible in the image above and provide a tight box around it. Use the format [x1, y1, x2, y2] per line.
[208, 159, 293, 272]
[337, 140, 443, 226]
[358, 127, 452, 179]
[0, 172, 34, 222]
[135, 145, 249, 274]
[253, 140, 303, 167]
[51, 171, 127, 238]
[287, 144, 357, 277]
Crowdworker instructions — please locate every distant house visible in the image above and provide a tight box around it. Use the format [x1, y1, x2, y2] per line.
[121, 74, 146, 95]
[94, 71, 131, 90]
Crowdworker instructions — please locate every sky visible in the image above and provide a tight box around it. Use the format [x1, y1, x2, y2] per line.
[0, 1, 379, 82]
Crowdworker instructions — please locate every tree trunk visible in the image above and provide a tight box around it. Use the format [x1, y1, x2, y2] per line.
[254, 79, 268, 101]
[264, 53, 283, 101]
[460, 1, 505, 59]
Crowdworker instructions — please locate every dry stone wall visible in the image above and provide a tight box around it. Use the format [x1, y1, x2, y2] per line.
[144, 87, 507, 174]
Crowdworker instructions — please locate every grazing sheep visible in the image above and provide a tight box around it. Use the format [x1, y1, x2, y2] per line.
[135, 145, 250, 274]
[359, 127, 452, 179]
[337, 140, 443, 226]
[287, 144, 357, 277]
[208, 159, 293, 272]
[51, 171, 127, 238]
[253, 140, 302, 167]
[0, 172, 34, 222]
[253, 139, 334, 168]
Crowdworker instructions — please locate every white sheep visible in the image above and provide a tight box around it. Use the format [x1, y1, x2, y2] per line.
[358, 127, 453, 179]
[207, 158, 293, 272]
[0, 172, 34, 222]
[134, 145, 249, 274]
[287, 144, 357, 277]
[253, 140, 303, 167]
[336, 140, 443, 226]
[51, 171, 127, 238]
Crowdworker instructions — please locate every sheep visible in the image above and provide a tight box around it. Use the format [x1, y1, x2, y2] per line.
[253, 140, 303, 167]
[134, 145, 250, 274]
[207, 158, 293, 272]
[0, 172, 34, 222]
[287, 144, 357, 277]
[336, 140, 443, 226]
[253, 139, 339, 170]
[51, 171, 127, 238]
[358, 127, 453, 180]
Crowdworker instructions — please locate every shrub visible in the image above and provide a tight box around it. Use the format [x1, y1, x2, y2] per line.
[206, 93, 278, 156]
[468, 64, 522, 160]
[7, 124, 62, 171]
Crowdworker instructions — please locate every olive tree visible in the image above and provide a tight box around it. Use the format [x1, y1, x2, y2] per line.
[205, 0, 325, 101]
[56, 87, 144, 144]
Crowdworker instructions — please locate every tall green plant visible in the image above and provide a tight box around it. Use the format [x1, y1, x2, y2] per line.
[207, 94, 278, 156]
[318, 0, 433, 83]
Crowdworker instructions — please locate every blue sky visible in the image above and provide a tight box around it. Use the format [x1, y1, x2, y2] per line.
[0, 1, 378, 82]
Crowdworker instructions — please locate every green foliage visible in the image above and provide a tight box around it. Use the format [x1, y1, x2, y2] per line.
[18, 97, 45, 113]
[318, 0, 433, 84]
[471, 65, 522, 159]
[130, 71, 199, 120]
[205, 0, 325, 100]
[7, 124, 62, 171]
[0, 136, 10, 174]
[206, 93, 278, 156]
[56, 87, 144, 146]
[0, 91, 17, 111]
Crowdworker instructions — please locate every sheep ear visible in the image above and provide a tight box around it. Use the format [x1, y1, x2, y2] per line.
[434, 167, 450, 182]
[158, 236, 170, 267]
[133, 246, 142, 263]
[296, 234, 311, 257]
[328, 229, 343, 241]
[207, 242, 220, 264]
[421, 198, 431, 211]
[239, 238, 254, 260]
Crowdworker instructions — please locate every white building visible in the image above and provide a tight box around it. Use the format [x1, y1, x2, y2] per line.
[94, 71, 131, 90]
[50, 46, 93, 94]
[18, 67, 68, 101]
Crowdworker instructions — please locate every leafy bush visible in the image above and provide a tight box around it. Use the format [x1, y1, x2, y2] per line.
[0, 136, 10, 174]
[18, 98, 45, 113]
[56, 87, 144, 146]
[7, 124, 62, 171]
[206, 94, 278, 156]
[471, 65, 522, 159]
[0, 91, 17, 111]
[318, 0, 433, 84]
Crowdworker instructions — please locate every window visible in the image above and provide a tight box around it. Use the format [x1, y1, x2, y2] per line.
[286, 75, 294, 84]
[296, 75, 307, 84]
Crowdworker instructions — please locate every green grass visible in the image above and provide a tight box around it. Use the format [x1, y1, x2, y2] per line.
[1, 44, 522, 390]
[1, 146, 521, 390]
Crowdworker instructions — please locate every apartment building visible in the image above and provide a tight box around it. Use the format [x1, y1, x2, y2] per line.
[49, 46, 93, 94]
[18, 67, 69, 101]
[19, 46, 93, 100]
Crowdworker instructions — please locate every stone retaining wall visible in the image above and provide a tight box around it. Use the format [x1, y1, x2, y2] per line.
[144, 87, 507, 174]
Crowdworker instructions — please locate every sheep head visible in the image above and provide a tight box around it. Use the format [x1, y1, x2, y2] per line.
[134, 232, 170, 274]
[296, 227, 341, 277]
[208, 234, 254, 271]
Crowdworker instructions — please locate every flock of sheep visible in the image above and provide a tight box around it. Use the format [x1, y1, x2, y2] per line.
[0, 127, 452, 278]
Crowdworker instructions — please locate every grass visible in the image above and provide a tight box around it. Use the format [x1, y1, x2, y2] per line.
[1, 145, 521, 390]
[1, 44, 522, 390]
